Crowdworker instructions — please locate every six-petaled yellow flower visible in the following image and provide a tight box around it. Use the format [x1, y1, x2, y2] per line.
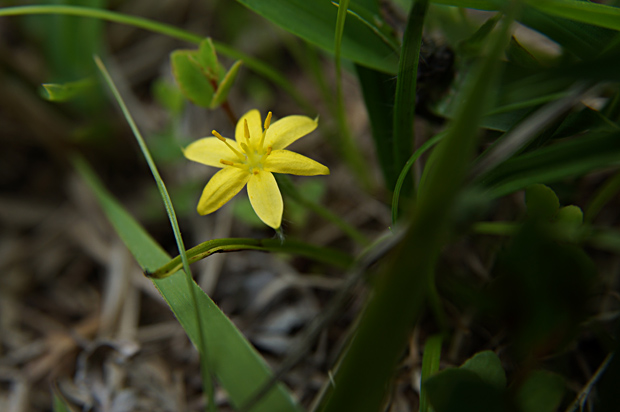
[184, 109, 330, 229]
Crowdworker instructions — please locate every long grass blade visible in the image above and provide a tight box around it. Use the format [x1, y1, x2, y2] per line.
[392, 0, 429, 194]
[420, 335, 443, 412]
[93, 56, 216, 411]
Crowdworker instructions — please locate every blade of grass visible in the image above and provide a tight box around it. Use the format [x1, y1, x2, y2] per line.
[392, 0, 429, 194]
[317, 4, 515, 410]
[420, 335, 443, 412]
[584, 170, 620, 223]
[73, 155, 302, 412]
[93, 56, 216, 412]
[0, 5, 313, 112]
[477, 131, 620, 198]
[148, 237, 354, 279]
[333, 1, 372, 187]
[527, 0, 620, 32]
[391, 131, 444, 224]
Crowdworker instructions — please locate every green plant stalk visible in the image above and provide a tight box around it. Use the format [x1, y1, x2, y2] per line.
[276, 175, 369, 246]
[148, 237, 354, 279]
[0, 5, 312, 112]
[317, 4, 515, 411]
[391, 131, 444, 224]
[392, 0, 429, 192]
[419, 335, 443, 412]
[93, 56, 215, 411]
[333, 0, 372, 188]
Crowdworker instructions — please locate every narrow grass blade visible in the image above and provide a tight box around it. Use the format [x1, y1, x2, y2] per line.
[355, 65, 397, 188]
[93, 56, 216, 411]
[73, 156, 302, 412]
[527, 0, 620, 32]
[332, 0, 372, 187]
[391, 132, 444, 224]
[478, 131, 620, 198]
[420, 335, 443, 412]
[392, 0, 429, 193]
[585, 171, 620, 223]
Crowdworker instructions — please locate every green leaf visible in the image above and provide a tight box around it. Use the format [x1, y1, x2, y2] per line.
[556, 205, 583, 225]
[420, 335, 443, 412]
[460, 350, 507, 390]
[235, 0, 400, 74]
[211, 60, 243, 108]
[40, 78, 95, 102]
[73, 156, 301, 412]
[425, 369, 506, 412]
[197, 37, 224, 81]
[53, 393, 73, 412]
[355, 65, 396, 188]
[515, 371, 565, 412]
[525, 184, 560, 220]
[171, 49, 215, 107]
[392, 0, 430, 194]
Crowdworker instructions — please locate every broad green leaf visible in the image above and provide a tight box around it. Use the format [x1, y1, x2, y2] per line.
[515, 371, 565, 412]
[525, 184, 560, 220]
[73, 156, 301, 412]
[171, 49, 215, 107]
[211, 60, 243, 108]
[235, 0, 400, 74]
[460, 350, 507, 390]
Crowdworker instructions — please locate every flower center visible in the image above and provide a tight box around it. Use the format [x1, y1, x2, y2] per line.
[214, 112, 273, 175]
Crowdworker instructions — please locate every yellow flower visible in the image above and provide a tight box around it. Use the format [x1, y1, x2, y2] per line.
[184, 109, 330, 229]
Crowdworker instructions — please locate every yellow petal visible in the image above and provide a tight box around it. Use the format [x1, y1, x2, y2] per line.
[247, 171, 283, 229]
[264, 115, 318, 150]
[236, 109, 262, 143]
[184, 137, 241, 167]
[197, 167, 250, 215]
[264, 150, 330, 176]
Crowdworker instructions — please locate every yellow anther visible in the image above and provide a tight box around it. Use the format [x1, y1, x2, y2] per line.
[266, 146, 272, 155]
[244, 119, 251, 142]
[264, 111, 272, 131]
[220, 159, 234, 166]
[213, 130, 244, 159]
[253, 170, 259, 175]
[212, 130, 226, 142]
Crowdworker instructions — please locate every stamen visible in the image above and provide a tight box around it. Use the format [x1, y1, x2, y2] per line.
[258, 111, 272, 149]
[212, 130, 244, 159]
[244, 119, 250, 142]
[253, 170, 259, 175]
[220, 160, 234, 166]
[264, 111, 272, 131]
[266, 146, 272, 155]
